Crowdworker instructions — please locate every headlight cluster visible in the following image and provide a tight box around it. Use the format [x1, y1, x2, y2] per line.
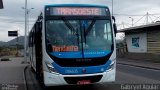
[107, 59, 116, 71]
[46, 62, 59, 74]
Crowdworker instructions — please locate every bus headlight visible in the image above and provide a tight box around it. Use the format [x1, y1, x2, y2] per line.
[107, 59, 116, 71]
[46, 63, 58, 74]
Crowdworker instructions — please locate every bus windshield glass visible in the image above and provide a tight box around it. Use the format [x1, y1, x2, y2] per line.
[46, 19, 113, 58]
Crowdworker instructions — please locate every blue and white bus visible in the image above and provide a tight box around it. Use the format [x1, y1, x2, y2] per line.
[28, 4, 117, 86]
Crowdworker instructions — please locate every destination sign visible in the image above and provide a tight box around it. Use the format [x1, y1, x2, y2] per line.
[46, 7, 108, 16]
[52, 45, 79, 52]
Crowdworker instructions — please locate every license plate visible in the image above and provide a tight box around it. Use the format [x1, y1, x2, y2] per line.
[77, 80, 91, 85]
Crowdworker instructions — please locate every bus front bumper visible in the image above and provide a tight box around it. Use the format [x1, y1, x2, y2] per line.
[43, 68, 116, 86]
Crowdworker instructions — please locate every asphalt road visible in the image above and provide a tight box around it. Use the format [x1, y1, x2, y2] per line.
[1, 57, 159, 90]
[24, 64, 160, 90]
[116, 64, 160, 84]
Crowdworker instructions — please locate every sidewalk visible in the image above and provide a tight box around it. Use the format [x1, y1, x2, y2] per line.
[0, 57, 29, 90]
[117, 58, 160, 70]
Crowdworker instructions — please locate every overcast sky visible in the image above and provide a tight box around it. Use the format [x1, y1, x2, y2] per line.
[0, 0, 160, 41]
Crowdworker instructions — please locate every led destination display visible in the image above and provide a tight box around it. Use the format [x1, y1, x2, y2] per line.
[46, 7, 108, 16]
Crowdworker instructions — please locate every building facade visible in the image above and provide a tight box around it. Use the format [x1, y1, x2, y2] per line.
[118, 23, 160, 61]
[119, 22, 160, 54]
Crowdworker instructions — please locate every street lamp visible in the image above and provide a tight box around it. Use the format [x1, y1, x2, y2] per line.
[129, 17, 134, 27]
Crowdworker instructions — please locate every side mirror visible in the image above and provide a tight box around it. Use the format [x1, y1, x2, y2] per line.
[112, 16, 117, 37]
[112, 16, 116, 23]
[38, 16, 43, 20]
[113, 23, 117, 37]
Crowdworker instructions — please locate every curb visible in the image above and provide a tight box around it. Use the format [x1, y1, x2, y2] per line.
[117, 62, 160, 71]
[23, 65, 30, 90]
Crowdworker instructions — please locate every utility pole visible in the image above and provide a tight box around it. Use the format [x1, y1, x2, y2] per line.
[129, 17, 134, 27]
[16, 30, 19, 57]
[24, 0, 28, 62]
[146, 12, 149, 24]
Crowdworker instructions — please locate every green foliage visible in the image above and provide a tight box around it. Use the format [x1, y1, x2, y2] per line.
[0, 46, 21, 56]
[0, 47, 3, 52]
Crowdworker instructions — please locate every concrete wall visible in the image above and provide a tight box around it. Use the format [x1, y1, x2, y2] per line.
[126, 33, 147, 53]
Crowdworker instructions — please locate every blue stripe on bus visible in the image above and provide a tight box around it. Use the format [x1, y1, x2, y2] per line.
[45, 4, 108, 8]
[50, 52, 82, 58]
[50, 50, 111, 58]
[51, 60, 111, 75]
[84, 50, 111, 58]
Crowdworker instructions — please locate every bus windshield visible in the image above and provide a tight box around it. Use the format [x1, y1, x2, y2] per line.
[46, 19, 113, 58]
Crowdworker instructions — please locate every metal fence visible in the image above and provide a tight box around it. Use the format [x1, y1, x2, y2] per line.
[116, 46, 127, 57]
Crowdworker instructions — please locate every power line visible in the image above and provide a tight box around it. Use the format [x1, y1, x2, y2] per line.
[148, 15, 154, 23]
[153, 16, 160, 22]
[114, 13, 160, 16]
[114, 14, 145, 16]
[133, 14, 146, 25]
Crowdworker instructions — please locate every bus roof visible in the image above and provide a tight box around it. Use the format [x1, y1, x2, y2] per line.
[45, 4, 108, 8]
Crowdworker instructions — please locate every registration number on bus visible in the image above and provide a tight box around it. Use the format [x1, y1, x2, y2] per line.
[77, 80, 91, 85]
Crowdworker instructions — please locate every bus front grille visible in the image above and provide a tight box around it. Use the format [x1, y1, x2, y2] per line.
[64, 75, 103, 84]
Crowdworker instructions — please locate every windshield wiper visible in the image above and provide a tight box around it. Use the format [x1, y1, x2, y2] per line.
[61, 17, 75, 34]
[85, 18, 96, 36]
[62, 17, 80, 47]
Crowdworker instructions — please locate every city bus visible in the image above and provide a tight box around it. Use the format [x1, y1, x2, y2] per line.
[28, 4, 117, 86]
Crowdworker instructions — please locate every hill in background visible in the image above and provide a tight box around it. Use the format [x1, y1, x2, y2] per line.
[0, 36, 24, 47]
